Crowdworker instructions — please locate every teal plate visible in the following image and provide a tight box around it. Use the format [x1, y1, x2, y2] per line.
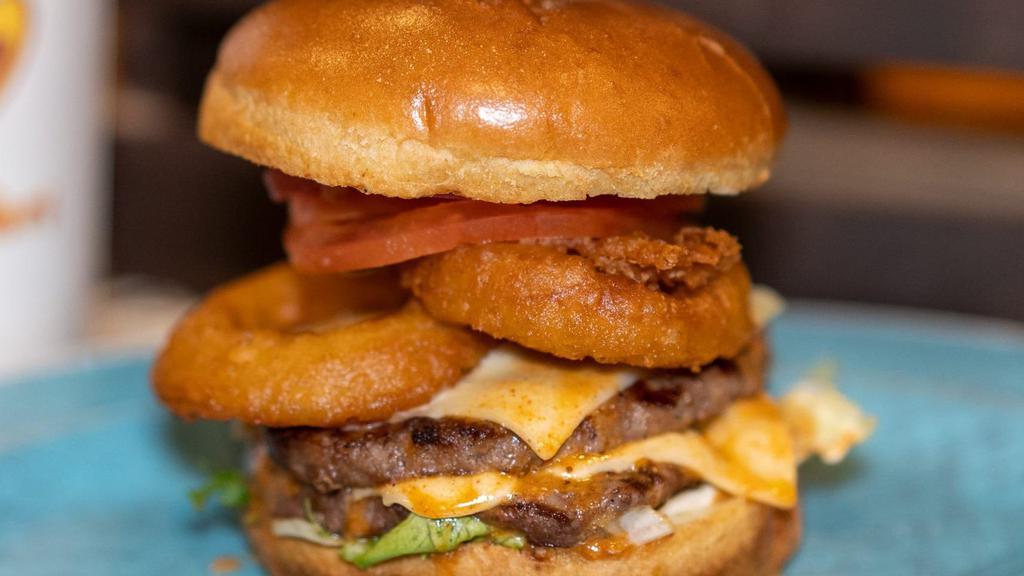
[2, 304, 1023, 575]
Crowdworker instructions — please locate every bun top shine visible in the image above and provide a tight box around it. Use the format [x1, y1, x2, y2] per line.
[199, 0, 785, 203]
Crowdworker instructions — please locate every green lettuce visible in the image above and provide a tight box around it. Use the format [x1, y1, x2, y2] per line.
[338, 514, 524, 569]
[188, 470, 249, 510]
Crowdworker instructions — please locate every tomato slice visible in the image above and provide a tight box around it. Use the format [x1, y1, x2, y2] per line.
[266, 171, 702, 274]
[265, 171, 445, 227]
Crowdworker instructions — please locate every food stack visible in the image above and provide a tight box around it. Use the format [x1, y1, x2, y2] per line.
[153, 1, 872, 574]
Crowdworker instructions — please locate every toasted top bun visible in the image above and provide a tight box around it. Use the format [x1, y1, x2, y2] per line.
[199, 0, 785, 203]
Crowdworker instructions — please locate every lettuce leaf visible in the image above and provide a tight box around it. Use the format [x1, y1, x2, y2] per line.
[338, 514, 523, 569]
[189, 470, 249, 510]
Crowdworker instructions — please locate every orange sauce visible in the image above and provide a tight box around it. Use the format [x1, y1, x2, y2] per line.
[579, 534, 633, 560]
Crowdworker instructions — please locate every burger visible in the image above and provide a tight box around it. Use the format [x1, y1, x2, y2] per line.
[153, 0, 873, 574]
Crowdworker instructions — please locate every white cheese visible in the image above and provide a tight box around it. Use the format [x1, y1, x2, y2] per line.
[397, 346, 638, 460]
[546, 397, 798, 509]
[372, 359, 873, 522]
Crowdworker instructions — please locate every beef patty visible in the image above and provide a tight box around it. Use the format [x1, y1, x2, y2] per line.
[261, 454, 698, 547]
[267, 338, 765, 492]
[262, 340, 764, 547]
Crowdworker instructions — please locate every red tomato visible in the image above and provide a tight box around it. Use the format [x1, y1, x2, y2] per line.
[265, 171, 701, 274]
[265, 171, 443, 226]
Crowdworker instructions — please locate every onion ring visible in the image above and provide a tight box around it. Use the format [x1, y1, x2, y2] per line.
[153, 264, 491, 427]
[404, 232, 754, 369]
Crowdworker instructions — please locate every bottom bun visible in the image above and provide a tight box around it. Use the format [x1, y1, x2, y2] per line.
[246, 482, 800, 576]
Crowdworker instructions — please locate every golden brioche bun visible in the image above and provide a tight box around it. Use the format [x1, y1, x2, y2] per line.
[246, 471, 800, 576]
[199, 0, 785, 203]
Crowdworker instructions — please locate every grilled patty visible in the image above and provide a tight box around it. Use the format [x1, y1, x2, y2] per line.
[263, 457, 698, 547]
[478, 464, 698, 546]
[267, 338, 764, 492]
[263, 340, 764, 547]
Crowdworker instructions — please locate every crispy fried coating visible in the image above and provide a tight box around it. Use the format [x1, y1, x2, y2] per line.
[548, 227, 742, 291]
[404, 229, 754, 369]
[153, 264, 490, 427]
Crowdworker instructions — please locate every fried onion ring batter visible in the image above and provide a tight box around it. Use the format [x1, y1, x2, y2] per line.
[404, 228, 753, 369]
[548, 227, 742, 291]
[153, 264, 490, 427]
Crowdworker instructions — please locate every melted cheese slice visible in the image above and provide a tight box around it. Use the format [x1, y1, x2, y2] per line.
[379, 396, 801, 518]
[379, 473, 519, 518]
[397, 346, 638, 460]
[549, 398, 797, 508]
[376, 362, 874, 521]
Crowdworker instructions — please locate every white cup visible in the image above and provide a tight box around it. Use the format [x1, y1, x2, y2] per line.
[0, 0, 111, 373]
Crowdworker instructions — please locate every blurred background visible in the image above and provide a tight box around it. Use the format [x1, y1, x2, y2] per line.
[1, 0, 1023, 371]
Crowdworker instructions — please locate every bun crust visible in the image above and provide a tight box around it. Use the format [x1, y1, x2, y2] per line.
[199, 0, 784, 203]
[246, 488, 800, 576]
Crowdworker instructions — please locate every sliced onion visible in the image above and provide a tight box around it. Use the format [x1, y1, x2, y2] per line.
[271, 518, 344, 547]
[617, 506, 674, 545]
[659, 485, 719, 523]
